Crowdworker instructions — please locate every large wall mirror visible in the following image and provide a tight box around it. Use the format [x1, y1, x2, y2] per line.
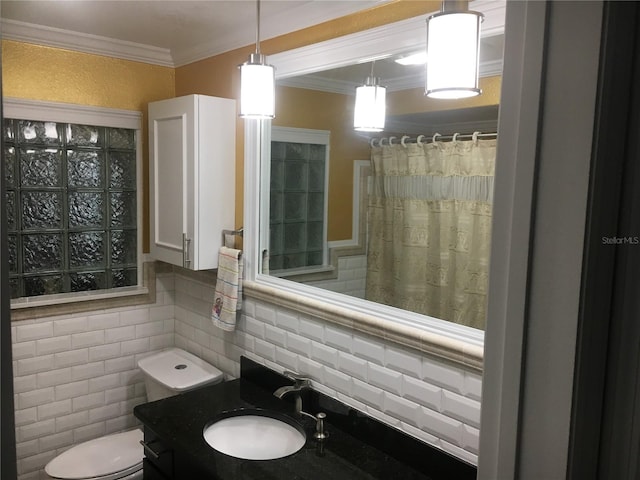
[245, 0, 506, 358]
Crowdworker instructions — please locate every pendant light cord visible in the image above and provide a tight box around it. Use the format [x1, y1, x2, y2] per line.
[256, 0, 261, 55]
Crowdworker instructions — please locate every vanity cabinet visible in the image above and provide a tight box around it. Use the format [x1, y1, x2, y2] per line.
[140, 428, 172, 479]
[141, 427, 211, 480]
[134, 358, 477, 480]
[149, 94, 236, 270]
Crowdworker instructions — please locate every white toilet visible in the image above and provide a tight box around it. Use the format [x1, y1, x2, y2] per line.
[44, 348, 224, 480]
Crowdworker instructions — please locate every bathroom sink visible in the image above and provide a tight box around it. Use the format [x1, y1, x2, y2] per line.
[203, 412, 306, 460]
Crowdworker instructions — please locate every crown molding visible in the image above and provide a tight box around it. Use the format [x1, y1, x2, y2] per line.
[278, 71, 427, 95]
[1, 0, 504, 71]
[472, 0, 508, 38]
[277, 59, 504, 96]
[1, 19, 174, 67]
[170, 0, 390, 67]
[1, 1, 390, 68]
[278, 75, 358, 95]
[480, 59, 504, 78]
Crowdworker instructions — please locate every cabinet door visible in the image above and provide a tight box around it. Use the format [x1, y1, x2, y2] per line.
[141, 429, 174, 478]
[143, 459, 171, 480]
[149, 96, 197, 268]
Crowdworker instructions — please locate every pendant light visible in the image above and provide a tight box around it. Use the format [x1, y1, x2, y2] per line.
[240, 0, 275, 118]
[354, 62, 386, 132]
[425, 0, 483, 99]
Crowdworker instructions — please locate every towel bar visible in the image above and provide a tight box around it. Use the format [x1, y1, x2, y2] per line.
[222, 228, 244, 247]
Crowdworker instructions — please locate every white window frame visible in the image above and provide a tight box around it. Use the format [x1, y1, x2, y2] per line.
[3, 97, 146, 309]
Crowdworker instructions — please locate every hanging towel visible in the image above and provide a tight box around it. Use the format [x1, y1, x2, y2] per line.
[212, 247, 243, 331]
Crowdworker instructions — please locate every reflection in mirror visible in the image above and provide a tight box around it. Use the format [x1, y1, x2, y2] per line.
[260, 13, 504, 332]
[268, 127, 330, 275]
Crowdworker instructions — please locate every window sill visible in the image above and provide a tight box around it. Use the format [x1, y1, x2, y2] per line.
[10, 262, 161, 321]
[270, 265, 335, 278]
[11, 286, 149, 310]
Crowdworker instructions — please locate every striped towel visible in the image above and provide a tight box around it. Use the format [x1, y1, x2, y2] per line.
[211, 247, 243, 331]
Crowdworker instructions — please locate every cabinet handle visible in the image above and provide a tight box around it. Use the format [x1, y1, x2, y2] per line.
[182, 234, 192, 268]
[140, 440, 165, 459]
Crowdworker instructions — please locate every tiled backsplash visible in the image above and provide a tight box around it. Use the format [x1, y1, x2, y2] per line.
[307, 254, 367, 298]
[11, 265, 481, 479]
[172, 270, 481, 465]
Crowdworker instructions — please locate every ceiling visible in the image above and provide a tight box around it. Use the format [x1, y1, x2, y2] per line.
[0, 0, 389, 67]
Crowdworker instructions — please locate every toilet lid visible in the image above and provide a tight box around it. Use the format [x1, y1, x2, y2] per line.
[45, 429, 143, 480]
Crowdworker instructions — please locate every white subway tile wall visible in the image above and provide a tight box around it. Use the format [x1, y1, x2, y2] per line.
[11, 268, 483, 479]
[11, 273, 175, 480]
[307, 254, 367, 298]
[171, 271, 482, 466]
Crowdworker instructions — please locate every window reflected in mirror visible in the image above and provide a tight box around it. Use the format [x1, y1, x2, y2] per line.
[268, 127, 329, 275]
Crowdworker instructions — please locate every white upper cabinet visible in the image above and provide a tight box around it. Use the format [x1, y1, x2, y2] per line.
[149, 94, 236, 270]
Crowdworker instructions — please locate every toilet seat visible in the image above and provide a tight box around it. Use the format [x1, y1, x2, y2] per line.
[45, 429, 143, 480]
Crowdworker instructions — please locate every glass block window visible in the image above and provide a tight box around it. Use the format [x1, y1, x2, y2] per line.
[269, 134, 328, 273]
[4, 119, 137, 299]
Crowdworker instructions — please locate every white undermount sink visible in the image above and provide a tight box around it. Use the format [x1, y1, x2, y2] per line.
[203, 413, 306, 460]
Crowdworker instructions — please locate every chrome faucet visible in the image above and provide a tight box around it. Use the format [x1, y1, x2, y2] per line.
[273, 371, 311, 414]
[274, 371, 329, 441]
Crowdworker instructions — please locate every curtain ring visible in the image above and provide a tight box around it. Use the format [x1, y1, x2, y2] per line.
[416, 135, 425, 146]
[432, 133, 441, 144]
[370, 138, 378, 148]
[472, 131, 481, 145]
[380, 137, 388, 146]
[389, 136, 397, 145]
[452, 133, 460, 144]
[400, 135, 410, 148]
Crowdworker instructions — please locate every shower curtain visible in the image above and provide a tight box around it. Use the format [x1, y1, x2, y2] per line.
[366, 138, 496, 329]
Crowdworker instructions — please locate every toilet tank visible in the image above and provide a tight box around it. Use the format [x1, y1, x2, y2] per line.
[137, 348, 224, 401]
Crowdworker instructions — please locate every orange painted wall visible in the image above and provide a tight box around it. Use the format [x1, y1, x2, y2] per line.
[2, 40, 176, 251]
[273, 86, 370, 241]
[388, 75, 502, 116]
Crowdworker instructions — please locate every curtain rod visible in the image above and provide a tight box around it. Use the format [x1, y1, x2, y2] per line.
[370, 131, 498, 147]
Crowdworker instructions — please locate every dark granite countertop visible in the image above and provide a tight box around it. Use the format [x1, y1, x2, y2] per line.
[133, 358, 476, 480]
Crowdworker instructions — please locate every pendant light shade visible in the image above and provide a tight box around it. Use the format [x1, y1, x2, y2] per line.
[240, 53, 275, 118]
[354, 76, 386, 132]
[425, 2, 483, 99]
[240, 0, 275, 118]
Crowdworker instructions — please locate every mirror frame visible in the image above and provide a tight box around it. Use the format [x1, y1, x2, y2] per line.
[243, 1, 506, 371]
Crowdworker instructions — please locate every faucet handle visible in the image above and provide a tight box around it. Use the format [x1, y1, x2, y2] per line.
[283, 371, 311, 387]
